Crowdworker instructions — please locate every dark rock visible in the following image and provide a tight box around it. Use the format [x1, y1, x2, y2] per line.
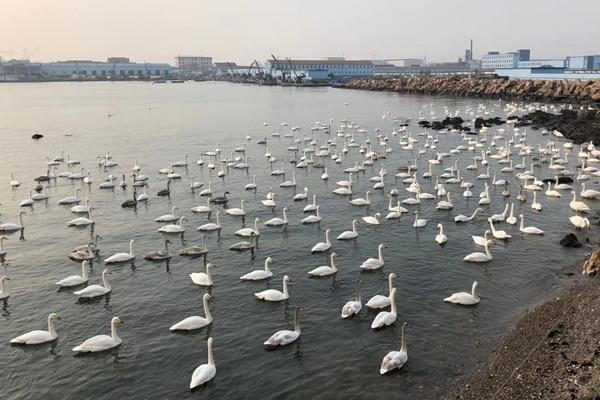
[542, 177, 573, 184]
[31, 133, 44, 139]
[560, 233, 582, 248]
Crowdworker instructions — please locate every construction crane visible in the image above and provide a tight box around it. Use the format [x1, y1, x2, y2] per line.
[270, 54, 287, 81]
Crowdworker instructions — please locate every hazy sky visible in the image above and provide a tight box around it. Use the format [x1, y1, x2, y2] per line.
[1, 0, 599, 64]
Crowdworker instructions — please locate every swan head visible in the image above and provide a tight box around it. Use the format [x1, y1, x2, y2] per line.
[102, 269, 113, 278]
[49, 313, 61, 322]
[111, 317, 124, 325]
[203, 293, 212, 302]
[283, 275, 290, 283]
[389, 272, 397, 280]
[206, 263, 216, 270]
[375, 213, 382, 219]
[378, 244, 385, 250]
[265, 256, 273, 265]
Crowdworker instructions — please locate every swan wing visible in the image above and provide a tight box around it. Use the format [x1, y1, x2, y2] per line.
[190, 364, 216, 389]
[341, 301, 362, 318]
[366, 295, 390, 309]
[264, 330, 299, 346]
[170, 316, 210, 331]
[73, 334, 119, 352]
[371, 311, 395, 329]
[56, 275, 87, 287]
[380, 350, 408, 374]
[11, 330, 55, 345]
[73, 284, 107, 297]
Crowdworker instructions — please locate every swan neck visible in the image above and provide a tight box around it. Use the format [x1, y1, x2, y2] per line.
[294, 308, 301, 333]
[48, 316, 57, 336]
[282, 278, 289, 297]
[111, 320, 120, 341]
[325, 230, 331, 245]
[400, 324, 407, 353]
[378, 246, 384, 262]
[81, 262, 88, 279]
[102, 272, 111, 291]
[203, 296, 213, 322]
[129, 241, 135, 256]
[390, 291, 397, 313]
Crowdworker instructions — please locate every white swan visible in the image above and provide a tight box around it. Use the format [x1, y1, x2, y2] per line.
[380, 322, 408, 374]
[362, 213, 382, 225]
[506, 203, 517, 225]
[261, 192, 277, 208]
[489, 218, 511, 240]
[280, 171, 297, 188]
[413, 211, 428, 228]
[490, 204, 509, 223]
[581, 183, 600, 199]
[191, 198, 211, 214]
[73, 316, 123, 353]
[293, 187, 309, 201]
[159, 216, 186, 234]
[190, 337, 216, 389]
[463, 241, 492, 263]
[337, 219, 358, 240]
[0, 276, 9, 299]
[341, 279, 362, 318]
[360, 244, 385, 270]
[264, 306, 301, 347]
[569, 215, 591, 229]
[170, 293, 213, 331]
[444, 281, 480, 305]
[74, 269, 112, 299]
[190, 263, 215, 287]
[350, 191, 371, 206]
[436, 192, 453, 210]
[454, 207, 482, 223]
[545, 182, 561, 198]
[197, 213, 222, 233]
[255, 275, 290, 301]
[235, 218, 261, 237]
[155, 206, 180, 222]
[301, 205, 322, 224]
[366, 273, 396, 309]
[136, 186, 150, 202]
[240, 257, 273, 281]
[309, 252, 338, 276]
[435, 223, 448, 245]
[371, 288, 397, 329]
[472, 230, 492, 247]
[570, 191, 591, 212]
[58, 188, 82, 205]
[519, 214, 544, 235]
[531, 191, 543, 212]
[0, 211, 25, 233]
[104, 240, 135, 264]
[11, 313, 60, 345]
[67, 208, 94, 227]
[56, 260, 89, 287]
[311, 229, 332, 253]
[265, 207, 288, 228]
[225, 200, 246, 216]
[304, 194, 318, 212]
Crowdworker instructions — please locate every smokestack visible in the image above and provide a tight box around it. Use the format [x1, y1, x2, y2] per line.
[470, 39, 473, 58]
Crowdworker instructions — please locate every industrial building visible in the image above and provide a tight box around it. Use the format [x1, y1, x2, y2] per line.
[41, 58, 172, 78]
[264, 59, 373, 77]
[175, 56, 213, 73]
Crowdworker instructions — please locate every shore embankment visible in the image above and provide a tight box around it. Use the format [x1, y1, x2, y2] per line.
[339, 76, 600, 104]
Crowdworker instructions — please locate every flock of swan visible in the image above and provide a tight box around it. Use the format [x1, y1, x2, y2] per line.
[0, 99, 596, 392]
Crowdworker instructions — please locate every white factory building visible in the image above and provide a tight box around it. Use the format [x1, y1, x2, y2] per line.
[41, 58, 172, 78]
[265, 58, 373, 77]
[175, 56, 213, 73]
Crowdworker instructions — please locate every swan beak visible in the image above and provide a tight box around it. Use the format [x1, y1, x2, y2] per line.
[56, 316, 62, 320]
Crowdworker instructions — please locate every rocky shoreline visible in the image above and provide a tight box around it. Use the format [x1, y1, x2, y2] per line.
[455, 259, 600, 400]
[339, 76, 600, 104]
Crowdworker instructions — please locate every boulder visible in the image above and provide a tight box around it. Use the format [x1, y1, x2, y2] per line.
[560, 233, 582, 248]
[31, 133, 44, 139]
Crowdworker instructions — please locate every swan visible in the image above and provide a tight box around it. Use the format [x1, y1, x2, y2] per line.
[444, 281, 480, 305]
[71, 198, 91, 214]
[463, 241, 492, 263]
[519, 214, 544, 235]
[301, 206, 322, 224]
[261, 192, 277, 208]
[144, 239, 172, 261]
[545, 182, 561, 198]
[67, 208, 94, 227]
[235, 218, 261, 238]
[360, 244, 385, 271]
[401, 191, 420, 205]
[489, 218, 511, 240]
[0, 211, 25, 232]
[569, 215, 591, 229]
[531, 191, 543, 212]
[72, 316, 123, 353]
[191, 198, 211, 215]
[280, 171, 297, 188]
[362, 213, 382, 225]
[332, 182, 352, 196]
[380, 322, 408, 374]
[179, 236, 209, 260]
[435, 223, 448, 245]
[198, 180, 212, 197]
[0, 276, 9, 299]
[56, 261, 89, 287]
[506, 203, 517, 225]
[190, 337, 216, 389]
[366, 273, 396, 309]
[240, 257, 273, 281]
[436, 192, 453, 210]
[337, 219, 358, 240]
[31, 186, 49, 201]
[225, 199, 246, 217]
[581, 183, 600, 199]
[371, 288, 397, 329]
[170, 293, 213, 331]
[136, 186, 150, 202]
[155, 206, 180, 222]
[255, 275, 290, 301]
[9, 173, 20, 187]
[311, 229, 332, 253]
[350, 191, 371, 206]
[19, 191, 34, 207]
[321, 168, 329, 180]
[190, 263, 215, 287]
[570, 191, 590, 212]
[58, 188, 82, 205]
[69, 243, 96, 261]
[265, 207, 288, 229]
[264, 306, 301, 347]
[197, 213, 222, 233]
[554, 177, 572, 190]
[74, 269, 112, 298]
[341, 279, 362, 318]
[304, 194, 318, 212]
[293, 187, 309, 201]
[104, 240, 135, 264]
[0, 236, 7, 260]
[413, 211, 428, 228]
[472, 230, 492, 247]
[308, 252, 338, 276]
[11, 313, 60, 345]
[454, 207, 482, 223]
[245, 175, 257, 191]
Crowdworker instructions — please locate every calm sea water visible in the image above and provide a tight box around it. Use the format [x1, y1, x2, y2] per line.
[0, 82, 591, 399]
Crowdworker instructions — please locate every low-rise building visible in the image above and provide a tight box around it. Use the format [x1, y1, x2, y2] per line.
[566, 55, 600, 70]
[175, 56, 213, 73]
[41, 58, 172, 78]
[482, 51, 520, 69]
[518, 59, 565, 68]
[0, 60, 43, 81]
[265, 59, 373, 77]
